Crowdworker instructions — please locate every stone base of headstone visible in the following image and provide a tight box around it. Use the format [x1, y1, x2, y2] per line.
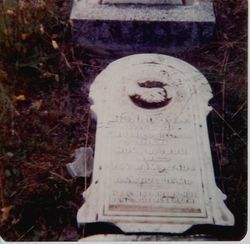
[70, 0, 215, 54]
[79, 234, 217, 241]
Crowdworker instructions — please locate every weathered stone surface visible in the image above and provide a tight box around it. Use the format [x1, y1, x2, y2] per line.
[70, 0, 215, 54]
[79, 234, 217, 241]
[77, 54, 234, 234]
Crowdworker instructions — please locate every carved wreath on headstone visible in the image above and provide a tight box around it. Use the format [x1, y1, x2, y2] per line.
[127, 80, 172, 109]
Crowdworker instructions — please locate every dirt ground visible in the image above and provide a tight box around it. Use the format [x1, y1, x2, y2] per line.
[0, 0, 247, 241]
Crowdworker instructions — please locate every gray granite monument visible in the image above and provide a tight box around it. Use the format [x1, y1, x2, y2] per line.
[70, 0, 215, 54]
[77, 54, 234, 238]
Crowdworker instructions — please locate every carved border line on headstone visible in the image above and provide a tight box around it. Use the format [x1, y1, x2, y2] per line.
[101, 0, 195, 5]
[77, 54, 234, 233]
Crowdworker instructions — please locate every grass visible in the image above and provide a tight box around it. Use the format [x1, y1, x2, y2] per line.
[0, 0, 248, 241]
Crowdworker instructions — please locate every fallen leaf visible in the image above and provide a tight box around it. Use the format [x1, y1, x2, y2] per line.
[1, 206, 14, 223]
[12, 217, 20, 225]
[21, 33, 28, 41]
[42, 72, 54, 78]
[13, 95, 26, 101]
[6, 152, 14, 158]
[52, 40, 59, 49]
[30, 99, 43, 110]
[39, 0, 46, 7]
[6, 9, 14, 15]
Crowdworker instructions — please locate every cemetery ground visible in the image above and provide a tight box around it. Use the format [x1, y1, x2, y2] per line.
[0, 0, 247, 241]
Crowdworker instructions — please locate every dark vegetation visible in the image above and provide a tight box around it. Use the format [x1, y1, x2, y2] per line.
[0, 0, 247, 241]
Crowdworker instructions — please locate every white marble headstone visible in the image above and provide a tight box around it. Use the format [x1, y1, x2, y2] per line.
[77, 54, 234, 233]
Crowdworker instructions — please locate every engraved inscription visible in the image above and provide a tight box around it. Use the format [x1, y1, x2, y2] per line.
[104, 101, 206, 217]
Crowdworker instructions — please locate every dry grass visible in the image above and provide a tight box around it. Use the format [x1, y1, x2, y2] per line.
[0, 0, 248, 241]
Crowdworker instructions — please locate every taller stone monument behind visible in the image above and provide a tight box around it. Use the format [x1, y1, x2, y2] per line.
[77, 54, 234, 235]
[70, 0, 215, 54]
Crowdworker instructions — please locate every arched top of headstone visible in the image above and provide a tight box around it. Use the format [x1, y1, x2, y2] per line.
[90, 54, 212, 118]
